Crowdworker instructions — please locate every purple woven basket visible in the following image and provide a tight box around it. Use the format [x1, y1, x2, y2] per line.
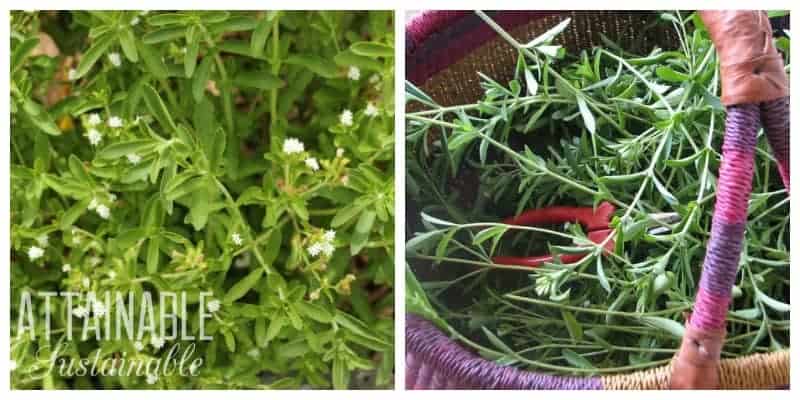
[406, 10, 790, 390]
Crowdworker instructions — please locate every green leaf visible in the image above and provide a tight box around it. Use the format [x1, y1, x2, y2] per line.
[295, 301, 332, 323]
[184, 37, 199, 77]
[118, 28, 139, 62]
[142, 27, 186, 44]
[146, 236, 160, 274]
[350, 41, 393, 58]
[523, 18, 571, 48]
[524, 68, 538, 96]
[595, 256, 611, 293]
[562, 349, 594, 369]
[12, 36, 40, 74]
[639, 316, 685, 338]
[756, 291, 790, 312]
[136, 41, 168, 79]
[224, 268, 263, 303]
[233, 71, 283, 90]
[332, 356, 349, 389]
[250, 17, 272, 56]
[350, 210, 376, 255]
[562, 310, 583, 341]
[97, 139, 155, 160]
[285, 54, 337, 78]
[60, 198, 90, 230]
[656, 66, 689, 82]
[192, 56, 213, 102]
[334, 50, 383, 71]
[481, 326, 515, 354]
[22, 99, 61, 136]
[75, 33, 115, 79]
[147, 13, 191, 26]
[331, 202, 363, 228]
[142, 84, 177, 133]
[576, 95, 596, 134]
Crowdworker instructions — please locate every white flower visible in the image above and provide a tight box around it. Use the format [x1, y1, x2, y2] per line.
[36, 234, 49, 247]
[369, 74, 380, 84]
[231, 233, 243, 246]
[126, 153, 141, 165]
[151, 336, 165, 349]
[341, 175, 349, 185]
[92, 300, 107, 317]
[347, 66, 360, 81]
[247, 348, 260, 358]
[282, 137, 305, 154]
[87, 129, 102, 146]
[340, 109, 353, 127]
[364, 102, 379, 117]
[305, 157, 319, 171]
[88, 198, 99, 210]
[82, 277, 91, 288]
[323, 230, 336, 242]
[234, 252, 251, 268]
[130, 16, 140, 26]
[89, 256, 101, 266]
[146, 373, 158, 385]
[72, 305, 89, 318]
[133, 341, 144, 351]
[107, 116, 123, 128]
[108, 271, 117, 279]
[96, 204, 110, 219]
[9, 360, 17, 371]
[307, 242, 323, 257]
[62, 264, 71, 272]
[207, 299, 221, 313]
[87, 113, 102, 126]
[67, 68, 78, 81]
[108, 52, 122, 67]
[336, 148, 344, 158]
[27, 246, 44, 260]
[108, 193, 117, 202]
[320, 242, 335, 257]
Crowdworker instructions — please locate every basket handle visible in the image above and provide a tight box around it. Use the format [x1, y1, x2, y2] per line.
[670, 11, 789, 389]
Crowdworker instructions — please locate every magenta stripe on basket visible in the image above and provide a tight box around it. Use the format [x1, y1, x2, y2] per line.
[692, 287, 731, 330]
[760, 97, 790, 189]
[406, 11, 560, 84]
[691, 104, 760, 332]
[713, 150, 756, 223]
[406, 314, 603, 389]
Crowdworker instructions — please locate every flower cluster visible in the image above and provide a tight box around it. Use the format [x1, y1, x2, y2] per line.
[307, 229, 336, 258]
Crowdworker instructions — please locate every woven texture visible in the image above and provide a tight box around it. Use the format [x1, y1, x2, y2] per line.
[692, 104, 760, 331]
[408, 313, 790, 390]
[407, 11, 677, 107]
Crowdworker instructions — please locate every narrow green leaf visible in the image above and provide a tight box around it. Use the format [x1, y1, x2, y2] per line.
[224, 269, 263, 303]
[639, 316, 685, 338]
[285, 54, 337, 78]
[142, 84, 177, 133]
[576, 95, 596, 134]
[75, 33, 115, 79]
[192, 56, 213, 102]
[350, 41, 393, 58]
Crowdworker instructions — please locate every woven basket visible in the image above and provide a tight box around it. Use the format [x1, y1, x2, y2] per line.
[405, 10, 790, 390]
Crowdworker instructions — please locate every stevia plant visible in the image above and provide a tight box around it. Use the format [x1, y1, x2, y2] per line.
[406, 11, 789, 374]
[10, 10, 394, 389]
